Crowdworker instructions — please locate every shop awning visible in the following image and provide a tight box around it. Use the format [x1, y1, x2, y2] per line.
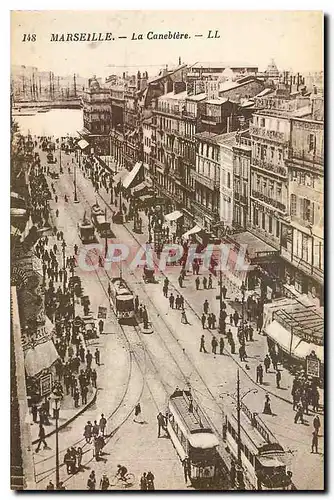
[131, 181, 149, 196]
[122, 162, 143, 189]
[78, 139, 89, 150]
[113, 168, 129, 185]
[24, 340, 59, 377]
[265, 320, 300, 355]
[138, 194, 155, 204]
[182, 225, 202, 239]
[293, 341, 324, 363]
[165, 210, 183, 222]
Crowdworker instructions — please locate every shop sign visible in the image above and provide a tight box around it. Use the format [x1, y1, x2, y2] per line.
[306, 352, 321, 378]
[40, 373, 52, 397]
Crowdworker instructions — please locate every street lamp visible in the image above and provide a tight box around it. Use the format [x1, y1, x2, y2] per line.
[54, 397, 60, 489]
[109, 175, 114, 205]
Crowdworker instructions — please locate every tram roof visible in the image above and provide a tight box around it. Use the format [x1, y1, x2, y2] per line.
[169, 390, 212, 435]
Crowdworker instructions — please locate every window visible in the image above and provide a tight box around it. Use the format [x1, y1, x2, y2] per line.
[269, 216, 273, 234]
[309, 133, 316, 152]
[270, 147, 275, 159]
[227, 172, 231, 189]
[260, 117, 265, 127]
[262, 212, 266, 230]
[302, 198, 312, 222]
[302, 233, 309, 262]
[276, 220, 280, 238]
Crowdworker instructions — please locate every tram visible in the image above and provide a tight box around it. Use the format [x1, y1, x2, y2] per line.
[223, 403, 292, 490]
[166, 388, 220, 488]
[108, 277, 135, 321]
[91, 202, 112, 238]
[78, 212, 96, 244]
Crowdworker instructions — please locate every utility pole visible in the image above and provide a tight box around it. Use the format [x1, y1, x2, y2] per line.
[73, 73, 77, 98]
[237, 369, 241, 466]
[55, 398, 60, 489]
[105, 207, 108, 258]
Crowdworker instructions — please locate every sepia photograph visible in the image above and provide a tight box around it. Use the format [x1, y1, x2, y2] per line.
[10, 9, 324, 491]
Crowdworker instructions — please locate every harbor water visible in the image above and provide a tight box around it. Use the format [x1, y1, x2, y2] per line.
[13, 108, 83, 138]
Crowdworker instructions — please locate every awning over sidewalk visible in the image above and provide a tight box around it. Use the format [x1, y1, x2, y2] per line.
[225, 231, 278, 259]
[78, 139, 89, 150]
[294, 341, 324, 363]
[182, 225, 202, 239]
[165, 210, 183, 222]
[131, 181, 150, 196]
[123, 162, 143, 189]
[266, 320, 300, 355]
[24, 340, 59, 377]
[113, 168, 129, 185]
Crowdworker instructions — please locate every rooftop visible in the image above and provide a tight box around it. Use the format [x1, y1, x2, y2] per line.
[190, 61, 258, 69]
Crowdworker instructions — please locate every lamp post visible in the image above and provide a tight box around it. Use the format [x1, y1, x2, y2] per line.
[61, 240, 66, 293]
[54, 397, 60, 489]
[109, 175, 114, 205]
[241, 281, 246, 335]
[73, 157, 79, 203]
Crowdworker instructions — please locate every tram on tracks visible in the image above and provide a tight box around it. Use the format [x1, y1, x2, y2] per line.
[91, 202, 112, 238]
[223, 401, 293, 490]
[78, 212, 96, 244]
[166, 388, 220, 488]
[108, 277, 135, 321]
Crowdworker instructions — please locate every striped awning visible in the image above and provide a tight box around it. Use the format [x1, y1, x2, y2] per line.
[123, 162, 143, 189]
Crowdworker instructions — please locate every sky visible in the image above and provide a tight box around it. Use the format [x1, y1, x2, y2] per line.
[11, 10, 323, 79]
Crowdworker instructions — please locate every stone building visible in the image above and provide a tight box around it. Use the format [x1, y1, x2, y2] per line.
[82, 76, 111, 155]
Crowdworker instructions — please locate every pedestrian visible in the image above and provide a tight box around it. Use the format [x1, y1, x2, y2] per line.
[157, 412, 166, 438]
[98, 319, 104, 335]
[182, 456, 191, 483]
[208, 275, 213, 289]
[91, 369, 97, 388]
[203, 299, 209, 314]
[312, 388, 320, 412]
[195, 277, 200, 290]
[230, 313, 233, 325]
[163, 284, 168, 298]
[99, 414, 107, 436]
[31, 403, 38, 423]
[276, 370, 282, 389]
[203, 276, 207, 289]
[294, 405, 304, 424]
[74, 243, 78, 255]
[79, 345, 85, 363]
[134, 402, 143, 423]
[233, 311, 239, 327]
[92, 420, 99, 438]
[169, 293, 175, 309]
[178, 275, 183, 288]
[264, 354, 271, 373]
[263, 394, 272, 415]
[35, 423, 48, 453]
[46, 481, 55, 490]
[239, 344, 247, 362]
[200, 334, 207, 353]
[222, 285, 227, 299]
[201, 313, 206, 329]
[86, 349, 93, 369]
[87, 471, 96, 490]
[230, 461, 236, 487]
[181, 309, 190, 325]
[100, 474, 110, 490]
[94, 348, 101, 366]
[146, 471, 155, 490]
[211, 313, 216, 329]
[140, 472, 148, 490]
[311, 430, 319, 454]
[64, 448, 73, 474]
[211, 336, 218, 354]
[219, 337, 225, 355]
[313, 415, 321, 435]
[84, 421, 92, 443]
[256, 364, 264, 384]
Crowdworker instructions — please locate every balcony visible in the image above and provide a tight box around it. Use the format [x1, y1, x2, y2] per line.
[155, 158, 166, 173]
[191, 170, 219, 191]
[250, 125, 288, 144]
[201, 115, 222, 126]
[193, 199, 219, 219]
[280, 247, 324, 285]
[235, 192, 248, 205]
[252, 157, 287, 178]
[251, 190, 286, 212]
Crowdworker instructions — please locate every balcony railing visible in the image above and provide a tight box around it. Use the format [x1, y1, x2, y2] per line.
[250, 125, 288, 144]
[280, 247, 324, 284]
[251, 190, 286, 212]
[193, 198, 219, 218]
[192, 170, 219, 190]
[201, 114, 222, 125]
[252, 156, 287, 177]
